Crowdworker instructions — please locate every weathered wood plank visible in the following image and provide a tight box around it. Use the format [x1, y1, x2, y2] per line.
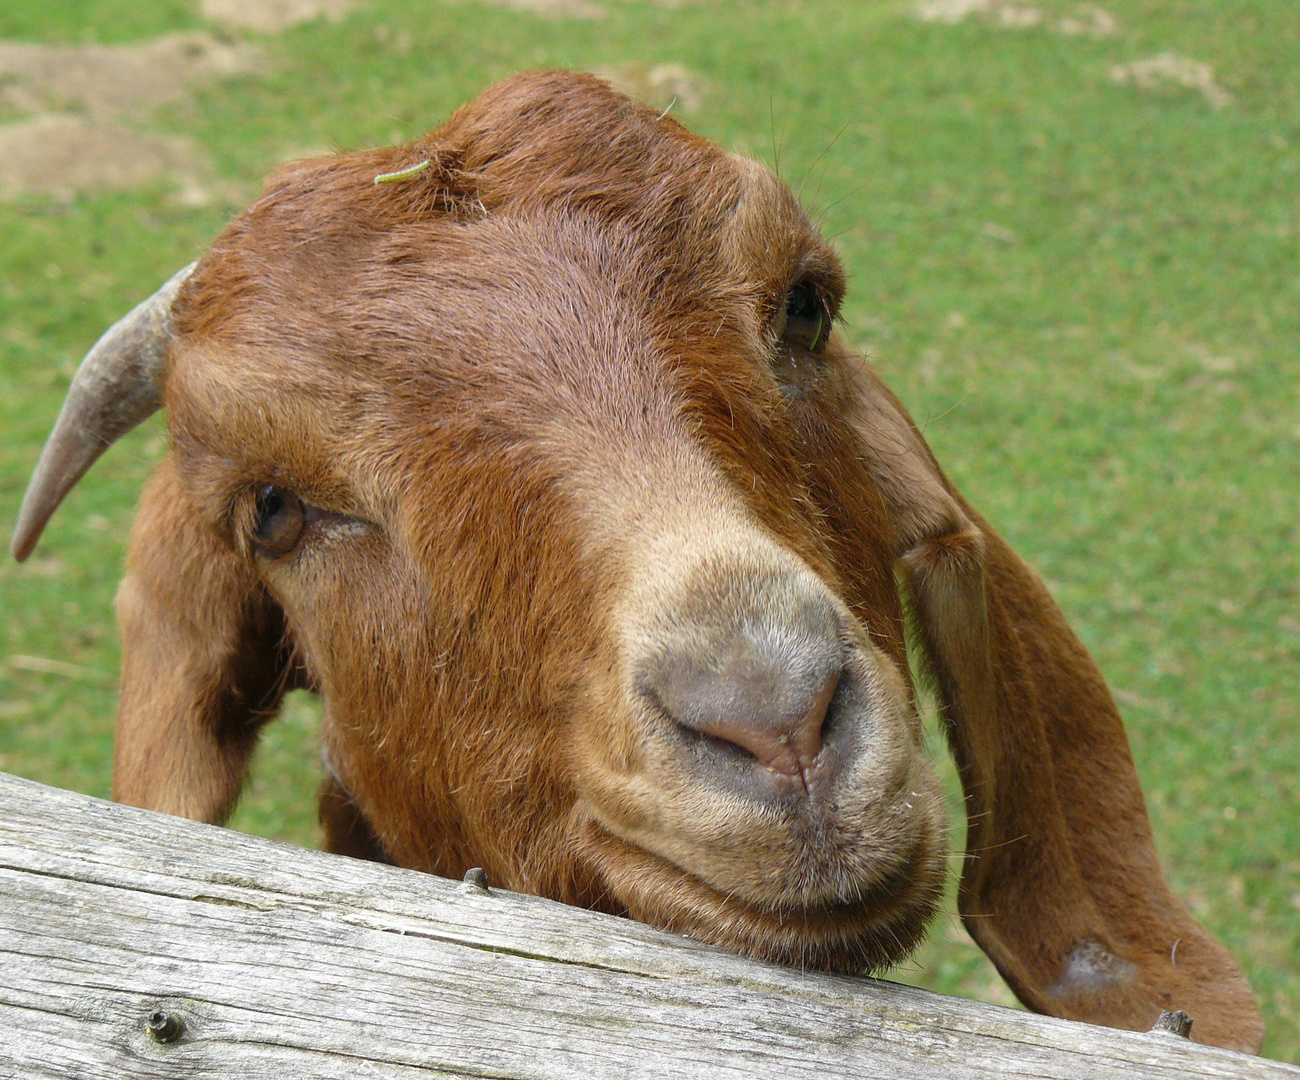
[0, 771, 1291, 1079]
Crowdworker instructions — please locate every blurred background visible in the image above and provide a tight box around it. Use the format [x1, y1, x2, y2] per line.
[0, 0, 1296, 1060]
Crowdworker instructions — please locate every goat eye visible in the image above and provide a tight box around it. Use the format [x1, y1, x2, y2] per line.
[253, 485, 305, 555]
[781, 283, 828, 354]
[771, 282, 831, 398]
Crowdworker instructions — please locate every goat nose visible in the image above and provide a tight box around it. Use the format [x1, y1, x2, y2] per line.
[683, 668, 839, 776]
[647, 651, 841, 782]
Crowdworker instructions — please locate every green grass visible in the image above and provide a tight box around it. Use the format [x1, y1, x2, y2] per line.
[1, 0, 1297, 1060]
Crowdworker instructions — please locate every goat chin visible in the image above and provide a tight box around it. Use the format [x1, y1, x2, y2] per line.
[576, 818, 947, 973]
[15, 69, 1265, 1050]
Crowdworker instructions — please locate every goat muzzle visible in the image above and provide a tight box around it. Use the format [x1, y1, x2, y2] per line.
[570, 529, 947, 945]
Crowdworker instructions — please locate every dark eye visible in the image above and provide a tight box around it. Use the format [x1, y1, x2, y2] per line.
[253, 485, 305, 556]
[781, 283, 828, 354]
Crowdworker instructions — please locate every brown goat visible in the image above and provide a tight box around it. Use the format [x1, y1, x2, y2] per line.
[12, 71, 1262, 1051]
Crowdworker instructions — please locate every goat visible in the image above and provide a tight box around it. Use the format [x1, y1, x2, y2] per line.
[11, 71, 1261, 1052]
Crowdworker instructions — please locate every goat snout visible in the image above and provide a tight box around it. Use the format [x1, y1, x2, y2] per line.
[626, 552, 861, 799]
[642, 644, 841, 790]
[594, 551, 941, 941]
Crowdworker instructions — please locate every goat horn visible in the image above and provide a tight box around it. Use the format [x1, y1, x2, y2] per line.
[10, 263, 196, 562]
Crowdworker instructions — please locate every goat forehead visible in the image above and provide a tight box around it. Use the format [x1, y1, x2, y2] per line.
[179, 213, 723, 408]
[169, 225, 762, 499]
[174, 179, 816, 438]
[178, 76, 819, 335]
[167, 72, 836, 522]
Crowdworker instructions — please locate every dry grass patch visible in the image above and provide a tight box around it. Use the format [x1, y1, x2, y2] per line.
[0, 32, 262, 202]
[452, 0, 607, 19]
[1110, 54, 1232, 109]
[200, 0, 358, 33]
[0, 113, 212, 203]
[592, 62, 707, 113]
[0, 33, 261, 118]
[916, 0, 1118, 37]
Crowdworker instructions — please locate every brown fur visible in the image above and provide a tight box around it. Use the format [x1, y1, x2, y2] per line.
[840, 361, 1261, 1049]
[104, 71, 1260, 1050]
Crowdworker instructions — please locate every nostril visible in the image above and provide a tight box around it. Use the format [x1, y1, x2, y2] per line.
[645, 655, 842, 782]
[685, 667, 838, 777]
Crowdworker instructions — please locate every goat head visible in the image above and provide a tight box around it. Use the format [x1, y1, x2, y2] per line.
[12, 71, 1262, 1052]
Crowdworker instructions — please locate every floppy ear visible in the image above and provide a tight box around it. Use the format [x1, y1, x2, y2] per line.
[11, 265, 294, 824]
[113, 453, 293, 822]
[841, 359, 1262, 1053]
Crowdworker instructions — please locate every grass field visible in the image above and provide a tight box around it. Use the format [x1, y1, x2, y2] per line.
[1, 0, 1296, 1060]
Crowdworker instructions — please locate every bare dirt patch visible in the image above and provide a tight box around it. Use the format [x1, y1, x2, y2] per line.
[370, 0, 702, 28]
[0, 32, 262, 202]
[452, 0, 607, 19]
[915, 0, 1118, 38]
[592, 62, 707, 113]
[0, 113, 211, 203]
[200, 0, 357, 33]
[1110, 54, 1231, 109]
[0, 33, 262, 119]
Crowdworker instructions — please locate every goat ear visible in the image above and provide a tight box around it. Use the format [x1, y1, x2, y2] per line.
[113, 453, 294, 824]
[840, 359, 1262, 1052]
[12, 263, 288, 822]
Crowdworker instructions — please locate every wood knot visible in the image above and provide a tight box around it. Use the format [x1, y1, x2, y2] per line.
[146, 1009, 184, 1043]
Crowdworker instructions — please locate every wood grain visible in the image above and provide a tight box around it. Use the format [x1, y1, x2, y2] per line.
[0, 771, 1291, 1079]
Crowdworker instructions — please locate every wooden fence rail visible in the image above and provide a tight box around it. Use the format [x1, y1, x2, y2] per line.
[0, 771, 1293, 1079]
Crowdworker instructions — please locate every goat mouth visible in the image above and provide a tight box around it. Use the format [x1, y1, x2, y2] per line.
[575, 818, 945, 973]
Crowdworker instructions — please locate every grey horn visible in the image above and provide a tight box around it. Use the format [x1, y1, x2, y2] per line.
[10, 262, 196, 562]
